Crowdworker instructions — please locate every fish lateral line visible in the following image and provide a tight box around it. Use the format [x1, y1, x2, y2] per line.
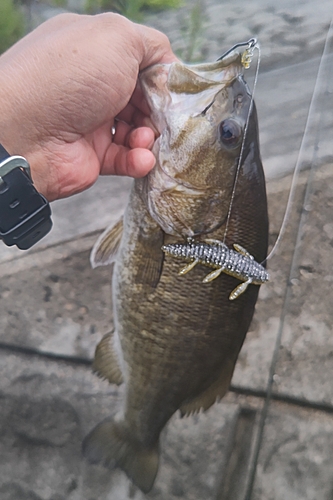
[161, 238, 269, 300]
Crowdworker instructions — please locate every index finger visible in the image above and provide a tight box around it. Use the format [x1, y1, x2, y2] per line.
[117, 84, 151, 122]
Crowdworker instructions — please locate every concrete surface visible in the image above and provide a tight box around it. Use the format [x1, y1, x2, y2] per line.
[1, 0, 333, 499]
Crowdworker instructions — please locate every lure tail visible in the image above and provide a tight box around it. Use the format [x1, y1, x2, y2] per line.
[82, 418, 159, 493]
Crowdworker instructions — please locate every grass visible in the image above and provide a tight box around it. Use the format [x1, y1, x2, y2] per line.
[85, 0, 182, 20]
[0, 0, 25, 54]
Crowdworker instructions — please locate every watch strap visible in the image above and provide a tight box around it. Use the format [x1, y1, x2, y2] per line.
[0, 143, 9, 162]
[0, 145, 52, 250]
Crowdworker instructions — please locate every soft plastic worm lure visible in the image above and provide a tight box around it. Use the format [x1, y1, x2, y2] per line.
[162, 239, 269, 300]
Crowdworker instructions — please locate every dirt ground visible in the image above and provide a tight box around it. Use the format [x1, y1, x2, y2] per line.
[1, 1, 333, 499]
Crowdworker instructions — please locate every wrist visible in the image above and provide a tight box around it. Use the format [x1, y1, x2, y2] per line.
[0, 56, 22, 157]
[0, 57, 47, 197]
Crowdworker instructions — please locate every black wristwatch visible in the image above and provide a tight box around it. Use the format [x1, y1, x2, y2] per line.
[0, 143, 52, 250]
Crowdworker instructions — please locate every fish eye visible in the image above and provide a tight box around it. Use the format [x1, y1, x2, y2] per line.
[219, 119, 242, 148]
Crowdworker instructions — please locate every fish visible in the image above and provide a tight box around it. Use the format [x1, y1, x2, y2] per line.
[83, 40, 269, 493]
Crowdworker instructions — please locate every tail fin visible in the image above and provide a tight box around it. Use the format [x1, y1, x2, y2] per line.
[82, 419, 159, 494]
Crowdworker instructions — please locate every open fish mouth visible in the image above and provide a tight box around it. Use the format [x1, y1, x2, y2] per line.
[139, 44, 259, 238]
[140, 38, 257, 133]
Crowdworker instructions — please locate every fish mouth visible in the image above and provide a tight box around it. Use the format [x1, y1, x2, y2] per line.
[139, 43, 258, 238]
[140, 39, 256, 129]
[140, 42, 252, 137]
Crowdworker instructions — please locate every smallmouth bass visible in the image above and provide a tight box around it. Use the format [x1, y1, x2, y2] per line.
[83, 41, 268, 493]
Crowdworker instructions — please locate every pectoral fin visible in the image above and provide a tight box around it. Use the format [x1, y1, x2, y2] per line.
[90, 217, 123, 269]
[92, 332, 123, 385]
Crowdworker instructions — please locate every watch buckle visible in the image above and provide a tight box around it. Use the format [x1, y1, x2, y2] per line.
[0, 156, 31, 184]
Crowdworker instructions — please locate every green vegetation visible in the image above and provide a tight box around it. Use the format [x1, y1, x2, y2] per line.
[46, 0, 67, 6]
[85, 0, 182, 20]
[0, 0, 25, 54]
[178, 0, 206, 62]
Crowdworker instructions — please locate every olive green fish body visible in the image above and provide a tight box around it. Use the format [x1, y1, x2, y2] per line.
[114, 187, 253, 433]
[83, 43, 268, 493]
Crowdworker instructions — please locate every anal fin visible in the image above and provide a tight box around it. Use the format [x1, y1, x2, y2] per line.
[180, 359, 235, 416]
[93, 332, 123, 385]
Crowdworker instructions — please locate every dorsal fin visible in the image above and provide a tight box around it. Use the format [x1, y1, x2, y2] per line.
[90, 217, 123, 269]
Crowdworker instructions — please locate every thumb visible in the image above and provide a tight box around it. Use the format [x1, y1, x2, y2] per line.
[135, 23, 179, 70]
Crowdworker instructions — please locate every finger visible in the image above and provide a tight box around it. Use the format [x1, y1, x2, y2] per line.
[129, 83, 151, 116]
[116, 85, 151, 123]
[128, 127, 155, 149]
[138, 116, 159, 136]
[112, 120, 133, 146]
[118, 105, 159, 134]
[126, 148, 156, 177]
[101, 144, 156, 177]
[135, 24, 179, 70]
[117, 103, 151, 132]
[113, 121, 155, 150]
[116, 107, 148, 129]
[116, 102, 137, 124]
[126, 108, 157, 132]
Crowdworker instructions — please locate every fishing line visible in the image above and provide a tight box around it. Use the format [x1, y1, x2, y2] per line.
[261, 18, 333, 264]
[243, 19, 333, 500]
[223, 40, 261, 244]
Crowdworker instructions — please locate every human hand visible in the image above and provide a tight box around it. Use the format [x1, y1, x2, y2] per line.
[0, 13, 176, 201]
